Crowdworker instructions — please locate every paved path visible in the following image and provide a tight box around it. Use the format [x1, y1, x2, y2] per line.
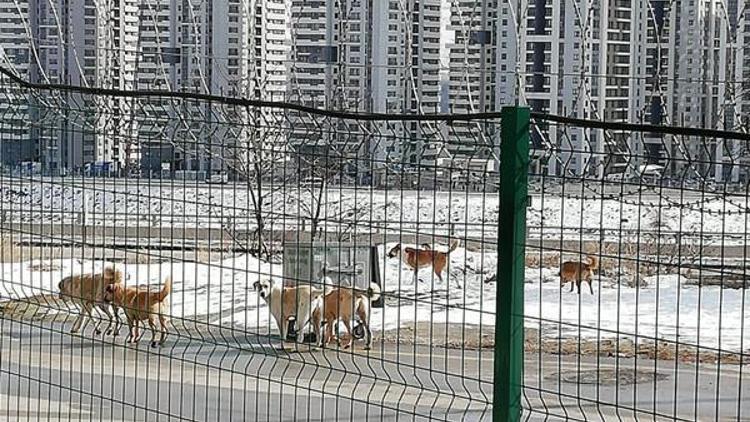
[1, 315, 749, 421]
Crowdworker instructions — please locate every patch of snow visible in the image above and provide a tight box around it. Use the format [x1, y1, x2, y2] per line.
[2, 249, 749, 353]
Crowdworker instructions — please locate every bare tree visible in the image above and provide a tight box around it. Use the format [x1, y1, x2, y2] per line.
[295, 143, 345, 240]
[155, 102, 290, 261]
[223, 112, 290, 260]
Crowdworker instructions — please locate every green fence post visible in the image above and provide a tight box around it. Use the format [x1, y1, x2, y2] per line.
[494, 106, 530, 422]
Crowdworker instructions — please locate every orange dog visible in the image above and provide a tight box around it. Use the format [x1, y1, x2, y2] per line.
[312, 283, 381, 350]
[560, 255, 599, 294]
[387, 239, 460, 288]
[103, 276, 172, 347]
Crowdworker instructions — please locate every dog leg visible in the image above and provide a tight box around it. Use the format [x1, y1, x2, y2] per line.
[109, 305, 122, 336]
[69, 311, 85, 334]
[294, 302, 311, 344]
[357, 301, 373, 350]
[342, 319, 353, 349]
[362, 320, 373, 350]
[132, 320, 142, 344]
[137, 320, 147, 343]
[569, 280, 575, 293]
[69, 300, 89, 333]
[148, 316, 159, 348]
[280, 317, 288, 342]
[125, 317, 134, 343]
[276, 317, 288, 351]
[315, 321, 323, 348]
[588, 277, 594, 295]
[325, 321, 334, 348]
[95, 304, 112, 336]
[158, 314, 168, 345]
[78, 303, 95, 334]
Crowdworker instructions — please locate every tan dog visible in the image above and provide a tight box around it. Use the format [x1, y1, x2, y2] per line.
[253, 279, 325, 348]
[312, 283, 381, 350]
[103, 276, 171, 347]
[58, 267, 124, 336]
[387, 239, 460, 288]
[560, 255, 599, 294]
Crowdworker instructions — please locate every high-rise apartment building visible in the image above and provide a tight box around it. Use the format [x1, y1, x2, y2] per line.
[289, 0, 442, 175]
[495, 0, 739, 180]
[0, 0, 289, 174]
[496, 0, 639, 177]
[0, 0, 34, 168]
[134, 0, 289, 174]
[29, 0, 139, 172]
[445, 0, 497, 165]
[371, 0, 442, 166]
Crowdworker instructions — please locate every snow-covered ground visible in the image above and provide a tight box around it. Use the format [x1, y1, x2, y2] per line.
[2, 184, 749, 243]
[1, 245, 748, 354]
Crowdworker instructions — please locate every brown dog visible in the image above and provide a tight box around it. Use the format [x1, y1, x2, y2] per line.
[58, 266, 124, 336]
[560, 255, 599, 294]
[387, 239, 460, 288]
[103, 276, 171, 347]
[312, 283, 381, 350]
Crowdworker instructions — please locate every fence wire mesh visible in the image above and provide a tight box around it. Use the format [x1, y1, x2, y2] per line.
[523, 114, 750, 421]
[0, 73, 500, 421]
[2, 0, 750, 420]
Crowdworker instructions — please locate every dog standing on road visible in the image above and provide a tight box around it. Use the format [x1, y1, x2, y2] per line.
[312, 283, 381, 350]
[387, 239, 460, 288]
[58, 266, 124, 336]
[254, 279, 326, 348]
[559, 255, 599, 294]
[102, 276, 172, 347]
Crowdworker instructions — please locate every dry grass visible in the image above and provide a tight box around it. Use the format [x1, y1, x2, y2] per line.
[525, 252, 560, 269]
[123, 249, 156, 264]
[381, 324, 745, 365]
[27, 262, 61, 272]
[0, 236, 45, 263]
[0, 294, 67, 321]
[525, 333, 747, 365]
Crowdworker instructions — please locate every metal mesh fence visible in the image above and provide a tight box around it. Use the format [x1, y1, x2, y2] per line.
[4, 67, 750, 421]
[0, 72, 500, 421]
[523, 113, 750, 421]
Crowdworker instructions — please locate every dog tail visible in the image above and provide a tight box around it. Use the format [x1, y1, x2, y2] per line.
[447, 239, 460, 253]
[157, 276, 172, 302]
[367, 283, 381, 303]
[587, 255, 599, 271]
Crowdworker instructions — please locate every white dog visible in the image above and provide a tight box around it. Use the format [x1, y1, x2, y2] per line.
[253, 278, 325, 348]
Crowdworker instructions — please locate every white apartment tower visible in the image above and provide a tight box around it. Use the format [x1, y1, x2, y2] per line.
[0, 0, 34, 168]
[631, 0, 734, 180]
[371, 0, 442, 166]
[288, 0, 373, 111]
[289, 0, 442, 175]
[497, 0, 739, 180]
[446, 0, 497, 164]
[497, 0, 640, 177]
[135, 0, 289, 174]
[24, 0, 139, 172]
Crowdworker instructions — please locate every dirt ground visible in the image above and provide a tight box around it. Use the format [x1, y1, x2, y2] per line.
[377, 321, 749, 365]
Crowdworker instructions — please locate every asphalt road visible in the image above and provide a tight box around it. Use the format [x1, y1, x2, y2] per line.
[1, 316, 749, 421]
